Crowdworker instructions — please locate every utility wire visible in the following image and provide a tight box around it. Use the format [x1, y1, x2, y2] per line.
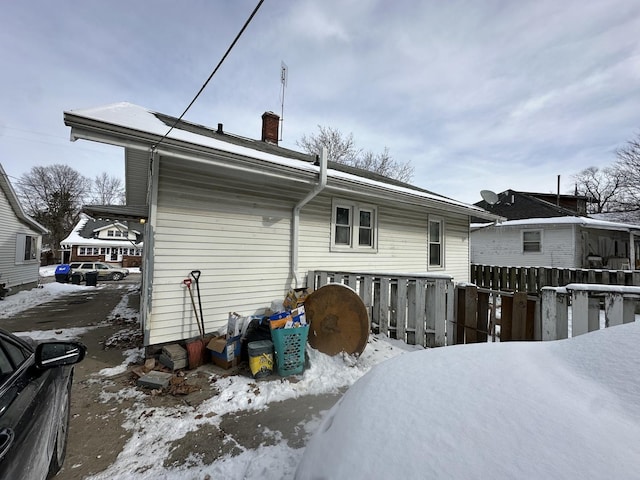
[152, 0, 265, 151]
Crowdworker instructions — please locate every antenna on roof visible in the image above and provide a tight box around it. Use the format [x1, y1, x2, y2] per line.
[480, 190, 499, 205]
[279, 61, 288, 142]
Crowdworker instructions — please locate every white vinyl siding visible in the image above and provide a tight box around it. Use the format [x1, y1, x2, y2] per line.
[146, 161, 294, 345]
[471, 224, 576, 267]
[297, 194, 471, 283]
[145, 158, 474, 346]
[0, 186, 41, 291]
[442, 217, 471, 281]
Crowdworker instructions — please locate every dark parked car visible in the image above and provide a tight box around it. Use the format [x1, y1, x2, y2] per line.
[0, 329, 86, 480]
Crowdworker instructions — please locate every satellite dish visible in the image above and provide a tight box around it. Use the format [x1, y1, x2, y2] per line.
[480, 190, 499, 205]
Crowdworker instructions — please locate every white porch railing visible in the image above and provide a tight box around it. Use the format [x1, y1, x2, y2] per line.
[307, 270, 454, 347]
[540, 284, 640, 340]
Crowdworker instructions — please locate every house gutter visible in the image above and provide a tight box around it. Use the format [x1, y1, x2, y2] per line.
[291, 147, 327, 288]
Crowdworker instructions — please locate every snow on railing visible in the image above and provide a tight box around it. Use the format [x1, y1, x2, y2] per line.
[541, 283, 640, 340]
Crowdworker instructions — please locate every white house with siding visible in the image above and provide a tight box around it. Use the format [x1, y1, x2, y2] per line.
[0, 163, 48, 296]
[471, 216, 640, 270]
[64, 102, 498, 347]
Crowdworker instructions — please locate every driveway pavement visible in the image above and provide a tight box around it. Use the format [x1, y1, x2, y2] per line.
[1, 275, 341, 479]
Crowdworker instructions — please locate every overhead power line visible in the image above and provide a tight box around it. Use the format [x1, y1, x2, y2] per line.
[153, 0, 265, 151]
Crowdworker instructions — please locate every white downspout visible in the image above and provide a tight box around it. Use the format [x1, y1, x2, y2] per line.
[291, 147, 327, 287]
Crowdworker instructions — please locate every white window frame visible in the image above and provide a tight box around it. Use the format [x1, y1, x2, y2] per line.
[522, 229, 542, 253]
[15, 234, 39, 264]
[330, 199, 378, 253]
[428, 217, 444, 269]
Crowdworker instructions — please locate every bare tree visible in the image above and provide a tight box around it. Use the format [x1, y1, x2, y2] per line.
[15, 164, 91, 257]
[91, 172, 125, 205]
[572, 166, 624, 213]
[297, 126, 414, 182]
[353, 148, 414, 183]
[298, 126, 359, 165]
[614, 132, 640, 211]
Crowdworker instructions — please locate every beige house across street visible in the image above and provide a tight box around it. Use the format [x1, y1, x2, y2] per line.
[60, 214, 143, 268]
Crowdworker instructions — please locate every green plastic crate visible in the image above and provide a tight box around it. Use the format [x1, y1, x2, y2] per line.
[270, 325, 309, 376]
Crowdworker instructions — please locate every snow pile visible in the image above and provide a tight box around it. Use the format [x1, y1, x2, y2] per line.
[296, 321, 640, 479]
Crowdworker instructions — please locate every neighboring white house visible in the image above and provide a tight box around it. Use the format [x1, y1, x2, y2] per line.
[60, 214, 143, 268]
[0, 163, 48, 296]
[64, 102, 498, 347]
[471, 216, 640, 270]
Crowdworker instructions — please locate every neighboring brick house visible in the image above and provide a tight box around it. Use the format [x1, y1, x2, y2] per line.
[60, 214, 143, 268]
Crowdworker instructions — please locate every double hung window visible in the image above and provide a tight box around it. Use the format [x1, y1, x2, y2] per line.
[331, 200, 377, 252]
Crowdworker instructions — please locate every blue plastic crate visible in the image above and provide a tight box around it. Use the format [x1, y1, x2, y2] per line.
[270, 325, 309, 377]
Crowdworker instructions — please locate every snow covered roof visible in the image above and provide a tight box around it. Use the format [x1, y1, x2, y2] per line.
[471, 215, 640, 232]
[64, 102, 498, 220]
[60, 214, 143, 247]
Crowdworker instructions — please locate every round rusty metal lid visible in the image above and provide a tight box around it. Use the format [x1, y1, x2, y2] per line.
[304, 284, 368, 356]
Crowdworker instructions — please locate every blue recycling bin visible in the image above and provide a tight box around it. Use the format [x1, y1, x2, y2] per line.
[55, 264, 71, 283]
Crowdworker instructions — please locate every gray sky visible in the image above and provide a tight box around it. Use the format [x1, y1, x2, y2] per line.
[1, 0, 639, 204]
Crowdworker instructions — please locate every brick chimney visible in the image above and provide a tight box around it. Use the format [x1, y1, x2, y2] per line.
[261, 111, 280, 145]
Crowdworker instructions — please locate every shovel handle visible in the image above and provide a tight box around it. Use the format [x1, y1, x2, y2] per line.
[190, 270, 201, 282]
[183, 278, 192, 288]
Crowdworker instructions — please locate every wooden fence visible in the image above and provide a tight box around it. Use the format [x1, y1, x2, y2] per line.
[307, 271, 639, 349]
[452, 285, 538, 344]
[471, 264, 640, 294]
[308, 270, 454, 347]
[540, 284, 640, 340]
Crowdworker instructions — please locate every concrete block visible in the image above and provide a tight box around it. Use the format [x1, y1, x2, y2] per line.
[137, 371, 173, 389]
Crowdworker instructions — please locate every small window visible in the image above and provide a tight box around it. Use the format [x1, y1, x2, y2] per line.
[15, 234, 38, 264]
[79, 247, 87, 256]
[523, 230, 542, 253]
[331, 200, 377, 252]
[107, 231, 114, 237]
[428, 218, 443, 268]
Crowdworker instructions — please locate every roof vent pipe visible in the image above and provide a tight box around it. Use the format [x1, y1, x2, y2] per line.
[291, 147, 327, 288]
[217, 123, 223, 134]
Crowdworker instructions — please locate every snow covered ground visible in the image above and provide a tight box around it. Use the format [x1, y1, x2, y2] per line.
[3, 267, 421, 479]
[3, 267, 638, 478]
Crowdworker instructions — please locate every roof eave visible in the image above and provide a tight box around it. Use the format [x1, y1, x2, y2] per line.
[65, 109, 499, 220]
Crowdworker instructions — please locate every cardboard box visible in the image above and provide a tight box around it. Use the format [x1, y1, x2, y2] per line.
[207, 335, 241, 369]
